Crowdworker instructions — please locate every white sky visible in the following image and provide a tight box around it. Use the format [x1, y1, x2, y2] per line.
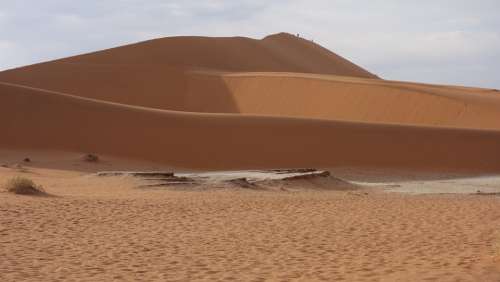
[1, 0, 499, 88]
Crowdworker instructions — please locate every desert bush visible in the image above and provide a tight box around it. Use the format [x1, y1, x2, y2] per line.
[4, 177, 46, 195]
[83, 153, 99, 162]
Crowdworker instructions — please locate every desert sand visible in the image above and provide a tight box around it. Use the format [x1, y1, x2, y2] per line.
[1, 152, 500, 282]
[1, 33, 500, 281]
[1, 81, 500, 172]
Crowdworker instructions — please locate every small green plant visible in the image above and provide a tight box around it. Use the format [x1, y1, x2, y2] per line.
[4, 177, 46, 195]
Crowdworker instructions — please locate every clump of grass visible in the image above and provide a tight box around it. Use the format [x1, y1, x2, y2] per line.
[83, 153, 99, 163]
[4, 177, 46, 195]
[11, 163, 31, 173]
[494, 238, 500, 261]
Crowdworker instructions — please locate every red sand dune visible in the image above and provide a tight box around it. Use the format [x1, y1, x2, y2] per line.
[0, 33, 376, 111]
[1, 33, 499, 172]
[1, 82, 499, 172]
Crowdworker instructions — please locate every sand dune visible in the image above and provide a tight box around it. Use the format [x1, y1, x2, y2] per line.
[0, 33, 375, 112]
[0, 33, 498, 130]
[1, 82, 499, 172]
[198, 72, 500, 129]
[61, 32, 378, 78]
[0, 33, 499, 172]
[1, 65, 498, 129]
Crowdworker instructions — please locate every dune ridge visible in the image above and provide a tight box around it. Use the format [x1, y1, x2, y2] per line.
[0, 33, 376, 77]
[1, 81, 499, 172]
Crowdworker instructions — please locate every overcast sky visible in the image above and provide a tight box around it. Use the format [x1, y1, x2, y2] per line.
[1, 0, 499, 88]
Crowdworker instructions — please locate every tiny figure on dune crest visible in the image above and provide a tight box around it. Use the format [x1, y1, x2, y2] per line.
[83, 153, 99, 163]
[4, 176, 46, 196]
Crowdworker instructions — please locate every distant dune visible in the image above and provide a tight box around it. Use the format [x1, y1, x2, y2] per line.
[0, 33, 376, 111]
[1, 33, 499, 172]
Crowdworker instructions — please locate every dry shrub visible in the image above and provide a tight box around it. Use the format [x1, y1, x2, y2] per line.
[83, 153, 99, 162]
[4, 177, 46, 195]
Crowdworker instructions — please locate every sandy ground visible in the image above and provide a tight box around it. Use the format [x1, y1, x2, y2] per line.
[1, 160, 500, 282]
[380, 177, 500, 195]
[1, 32, 500, 281]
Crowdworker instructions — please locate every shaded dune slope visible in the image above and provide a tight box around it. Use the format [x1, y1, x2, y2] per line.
[1, 82, 499, 172]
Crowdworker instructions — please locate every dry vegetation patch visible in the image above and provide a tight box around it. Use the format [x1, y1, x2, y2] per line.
[4, 177, 46, 196]
[83, 153, 99, 162]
